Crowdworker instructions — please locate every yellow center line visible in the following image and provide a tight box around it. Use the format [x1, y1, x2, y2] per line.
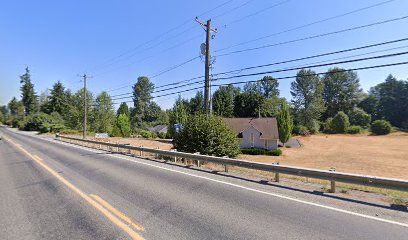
[3, 136, 144, 240]
[90, 194, 145, 232]
[33, 155, 43, 162]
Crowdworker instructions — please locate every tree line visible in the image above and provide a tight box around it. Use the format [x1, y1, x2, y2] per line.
[1, 67, 407, 138]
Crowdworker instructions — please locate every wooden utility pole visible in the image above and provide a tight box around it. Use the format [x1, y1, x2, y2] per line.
[196, 17, 217, 115]
[81, 74, 92, 139]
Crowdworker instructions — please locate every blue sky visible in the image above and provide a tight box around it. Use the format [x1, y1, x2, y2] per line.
[1, 0, 408, 110]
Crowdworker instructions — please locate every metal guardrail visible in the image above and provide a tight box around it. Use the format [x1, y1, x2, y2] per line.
[56, 135, 408, 193]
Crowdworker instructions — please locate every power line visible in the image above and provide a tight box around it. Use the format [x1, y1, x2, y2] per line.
[97, 1, 396, 94]
[109, 50, 408, 102]
[105, 18, 408, 93]
[226, 0, 291, 25]
[212, 37, 408, 76]
[215, 0, 397, 53]
[108, 37, 408, 99]
[86, 0, 235, 74]
[111, 61, 408, 105]
[215, 15, 408, 57]
[105, 55, 201, 93]
[212, 51, 408, 82]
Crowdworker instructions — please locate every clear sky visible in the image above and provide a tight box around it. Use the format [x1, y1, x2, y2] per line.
[1, 0, 408, 109]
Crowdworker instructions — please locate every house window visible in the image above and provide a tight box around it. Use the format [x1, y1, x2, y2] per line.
[250, 133, 254, 147]
[264, 139, 268, 149]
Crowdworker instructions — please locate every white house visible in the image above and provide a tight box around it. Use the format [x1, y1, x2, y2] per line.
[223, 118, 280, 150]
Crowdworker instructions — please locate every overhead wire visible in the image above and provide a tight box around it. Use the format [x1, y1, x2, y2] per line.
[215, 15, 408, 57]
[110, 61, 408, 105]
[109, 50, 408, 102]
[215, 0, 397, 53]
[87, 0, 236, 74]
[108, 37, 408, 98]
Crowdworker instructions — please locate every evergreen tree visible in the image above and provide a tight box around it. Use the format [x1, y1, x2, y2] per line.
[112, 114, 131, 137]
[8, 97, 19, 115]
[117, 102, 130, 117]
[370, 75, 408, 127]
[277, 101, 293, 145]
[143, 102, 162, 123]
[167, 96, 189, 138]
[212, 85, 240, 117]
[93, 91, 115, 133]
[48, 81, 67, 114]
[65, 88, 94, 131]
[132, 76, 154, 128]
[234, 76, 280, 118]
[19, 67, 38, 114]
[189, 91, 204, 114]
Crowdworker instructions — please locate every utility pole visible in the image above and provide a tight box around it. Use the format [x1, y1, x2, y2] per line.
[81, 74, 92, 139]
[196, 17, 217, 115]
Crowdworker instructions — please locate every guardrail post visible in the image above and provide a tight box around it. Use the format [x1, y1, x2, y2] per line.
[172, 149, 177, 162]
[140, 145, 143, 156]
[275, 162, 280, 182]
[194, 152, 200, 167]
[155, 147, 159, 159]
[224, 165, 229, 173]
[329, 167, 336, 193]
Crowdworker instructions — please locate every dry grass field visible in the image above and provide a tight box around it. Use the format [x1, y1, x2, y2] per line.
[82, 132, 408, 180]
[242, 132, 408, 179]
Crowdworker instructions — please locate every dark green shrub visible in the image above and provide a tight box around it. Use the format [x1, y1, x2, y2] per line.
[347, 125, 363, 134]
[293, 125, 310, 136]
[349, 109, 371, 128]
[241, 148, 282, 156]
[158, 132, 167, 139]
[305, 120, 320, 134]
[323, 117, 333, 133]
[241, 148, 266, 155]
[174, 114, 240, 158]
[266, 149, 282, 156]
[331, 111, 350, 133]
[141, 131, 152, 138]
[370, 120, 392, 135]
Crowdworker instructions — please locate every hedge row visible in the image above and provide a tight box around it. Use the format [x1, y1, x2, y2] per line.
[241, 148, 282, 156]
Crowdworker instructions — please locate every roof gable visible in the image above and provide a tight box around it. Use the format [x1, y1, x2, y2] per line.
[223, 118, 279, 139]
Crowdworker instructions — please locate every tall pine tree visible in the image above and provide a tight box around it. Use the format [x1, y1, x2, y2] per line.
[20, 67, 38, 115]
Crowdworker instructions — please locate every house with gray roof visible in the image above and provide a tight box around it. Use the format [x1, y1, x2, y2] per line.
[148, 125, 168, 133]
[223, 118, 279, 150]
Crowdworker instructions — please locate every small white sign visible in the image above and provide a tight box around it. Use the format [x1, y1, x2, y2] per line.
[95, 133, 108, 138]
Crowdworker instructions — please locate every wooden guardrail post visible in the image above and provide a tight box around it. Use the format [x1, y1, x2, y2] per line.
[329, 167, 336, 193]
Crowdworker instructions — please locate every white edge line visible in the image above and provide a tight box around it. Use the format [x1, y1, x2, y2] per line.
[8, 131, 408, 228]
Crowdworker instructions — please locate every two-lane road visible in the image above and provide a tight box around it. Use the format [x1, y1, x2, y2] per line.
[0, 127, 407, 239]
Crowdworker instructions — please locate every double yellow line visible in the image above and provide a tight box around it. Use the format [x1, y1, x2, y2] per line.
[4, 136, 145, 240]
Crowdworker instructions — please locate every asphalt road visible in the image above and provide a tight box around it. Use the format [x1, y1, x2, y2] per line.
[0, 126, 407, 240]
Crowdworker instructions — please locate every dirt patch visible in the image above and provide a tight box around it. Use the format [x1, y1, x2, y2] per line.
[92, 137, 173, 151]
[242, 132, 408, 179]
